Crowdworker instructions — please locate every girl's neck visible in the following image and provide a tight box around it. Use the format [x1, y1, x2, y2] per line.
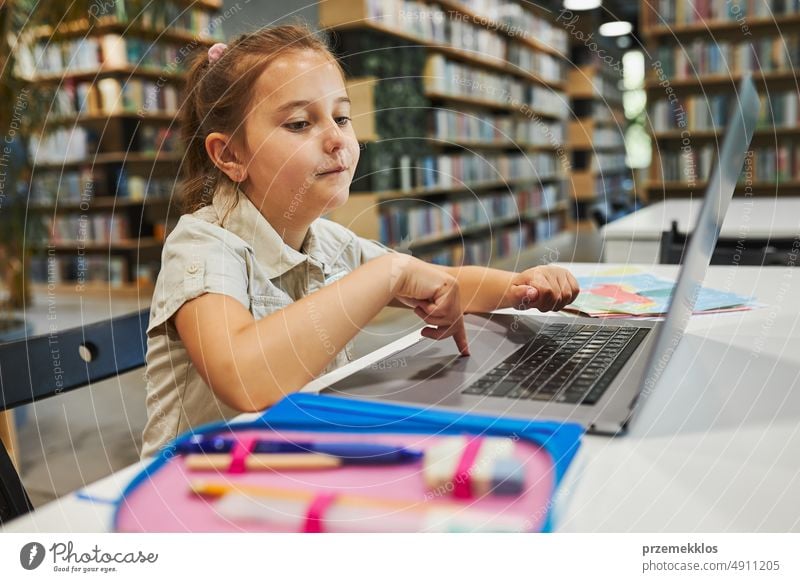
[240, 184, 312, 252]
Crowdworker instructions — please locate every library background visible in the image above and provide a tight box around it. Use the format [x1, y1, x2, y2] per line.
[0, 0, 797, 504]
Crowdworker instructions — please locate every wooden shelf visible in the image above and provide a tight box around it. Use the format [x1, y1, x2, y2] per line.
[643, 13, 800, 40]
[24, 2, 223, 289]
[34, 152, 182, 169]
[646, 180, 800, 197]
[47, 112, 177, 126]
[29, 197, 173, 212]
[27, 65, 185, 85]
[321, 0, 566, 60]
[31, 280, 155, 296]
[326, 19, 564, 91]
[645, 70, 799, 95]
[34, 238, 163, 252]
[651, 127, 800, 142]
[568, 119, 626, 151]
[436, 0, 567, 59]
[370, 176, 563, 201]
[488, 227, 576, 271]
[327, 182, 566, 240]
[406, 201, 570, 248]
[640, 2, 800, 204]
[424, 90, 564, 119]
[429, 138, 560, 152]
[567, 66, 623, 105]
[31, 16, 221, 47]
[321, 0, 572, 257]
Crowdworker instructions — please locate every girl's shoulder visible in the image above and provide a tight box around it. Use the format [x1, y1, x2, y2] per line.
[162, 209, 250, 260]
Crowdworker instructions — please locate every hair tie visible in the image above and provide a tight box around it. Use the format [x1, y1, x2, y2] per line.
[208, 43, 228, 64]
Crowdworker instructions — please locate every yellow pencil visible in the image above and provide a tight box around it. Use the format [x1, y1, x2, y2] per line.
[185, 453, 342, 472]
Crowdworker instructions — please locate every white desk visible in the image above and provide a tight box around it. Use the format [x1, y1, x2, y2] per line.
[4, 264, 800, 533]
[601, 198, 800, 263]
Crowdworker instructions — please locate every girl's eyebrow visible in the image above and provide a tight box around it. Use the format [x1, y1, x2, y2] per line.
[275, 96, 351, 114]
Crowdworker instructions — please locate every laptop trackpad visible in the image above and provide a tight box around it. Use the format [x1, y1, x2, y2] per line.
[323, 313, 536, 406]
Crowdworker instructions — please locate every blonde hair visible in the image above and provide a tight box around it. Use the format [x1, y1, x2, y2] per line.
[178, 23, 345, 213]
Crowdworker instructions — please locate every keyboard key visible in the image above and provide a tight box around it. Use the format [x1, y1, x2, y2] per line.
[462, 382, 492, 395]
[488, 381, 518, 397]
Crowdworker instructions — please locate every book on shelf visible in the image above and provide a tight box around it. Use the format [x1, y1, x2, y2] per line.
[652, 91, 800, 132]
[378, 183, 562, 245]
[30, 167, 173, 204]
[651, 0, 800, 26]
[416, 214, 564, 266]
[425, 54, 567, 117]
[360, 0, 567, 54]
[30, 123, 178, 165]
[653, 36, 800, 80]
[508, 43, 565, 83]
[29, 255, 131, 287]
[42, 213, 131, 244]
[30, 169, 95, 204]
[431, 108, 564, 146]
[19, 29, 207, 79]
[658, 144, 798, 184]
[100, 34, 127, 67]
[445, 0, 569, 54]
[30, 127, 96, 163]
[591, 152, 628, 174]
[51, 77, 179, 119]
[415, 152, 561, 190]
[591, 127, 626, 149]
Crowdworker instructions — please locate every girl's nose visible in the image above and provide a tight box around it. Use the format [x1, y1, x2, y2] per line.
[322, 120, 346, 154]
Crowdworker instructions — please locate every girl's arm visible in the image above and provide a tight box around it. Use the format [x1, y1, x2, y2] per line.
[436, 264, 581, 314]
[173, 254, 469, 412]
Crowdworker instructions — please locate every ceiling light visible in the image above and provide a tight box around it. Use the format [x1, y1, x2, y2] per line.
[563, 0, 602, 10]
[599, 21, 633, 37]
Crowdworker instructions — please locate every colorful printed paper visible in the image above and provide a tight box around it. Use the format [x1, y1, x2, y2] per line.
[565, 273, 755, 318]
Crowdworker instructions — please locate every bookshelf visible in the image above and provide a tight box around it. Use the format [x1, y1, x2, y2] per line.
[17, 0, 224, 290]
[563, 9, 634, 223]
[642, 0, 800, 201]
[321, 0, 575, 268]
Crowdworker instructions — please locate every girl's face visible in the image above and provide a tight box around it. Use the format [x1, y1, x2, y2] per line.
[239, 49, 360, 224]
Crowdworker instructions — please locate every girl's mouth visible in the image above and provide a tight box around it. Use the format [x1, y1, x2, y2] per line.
[316, 165, 348, 177]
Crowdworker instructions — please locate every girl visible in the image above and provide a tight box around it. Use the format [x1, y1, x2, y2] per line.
[141, 24, 579, 458]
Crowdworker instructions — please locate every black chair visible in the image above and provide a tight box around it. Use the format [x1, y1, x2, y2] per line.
[660, 220, 799, 266]
[0, 309, 149, 525]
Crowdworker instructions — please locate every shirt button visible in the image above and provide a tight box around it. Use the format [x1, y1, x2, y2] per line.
[187, 263, 199, 274]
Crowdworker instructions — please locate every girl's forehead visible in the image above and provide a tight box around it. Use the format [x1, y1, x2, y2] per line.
[255, 50, 345, 106]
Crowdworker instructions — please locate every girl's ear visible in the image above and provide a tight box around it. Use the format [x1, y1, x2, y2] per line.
[204, 132, 248, 182]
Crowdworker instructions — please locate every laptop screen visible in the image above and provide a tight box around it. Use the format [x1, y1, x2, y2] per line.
[637, 73, 759, 403]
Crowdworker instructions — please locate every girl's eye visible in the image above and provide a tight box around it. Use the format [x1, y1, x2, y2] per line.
[284, 121, 310, 131]
[335, 116, 351, 126]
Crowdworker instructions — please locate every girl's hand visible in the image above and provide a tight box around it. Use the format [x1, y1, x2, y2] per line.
[389, 254, 470, 356]
[505, 265, 580, 312]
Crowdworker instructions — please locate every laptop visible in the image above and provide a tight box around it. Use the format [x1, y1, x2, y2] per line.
[321, 74, 759, 435]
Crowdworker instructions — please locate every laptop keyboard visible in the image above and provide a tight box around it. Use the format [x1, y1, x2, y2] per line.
[461, 324, 650, 405]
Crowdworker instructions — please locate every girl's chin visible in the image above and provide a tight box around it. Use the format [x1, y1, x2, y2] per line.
[316, 185, 350, 211]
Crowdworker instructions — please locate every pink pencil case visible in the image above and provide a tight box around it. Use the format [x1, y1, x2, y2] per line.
[115, 428, 557, 532]
[113, 393, 584, 532]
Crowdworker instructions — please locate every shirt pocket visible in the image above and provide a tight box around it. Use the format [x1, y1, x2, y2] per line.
[248, 293, 293, 320]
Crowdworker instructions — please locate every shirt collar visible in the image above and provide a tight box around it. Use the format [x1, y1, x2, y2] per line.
[211, 186, 330, 279]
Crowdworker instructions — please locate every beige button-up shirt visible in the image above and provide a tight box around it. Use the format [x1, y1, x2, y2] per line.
[141, 188, 392, 457]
